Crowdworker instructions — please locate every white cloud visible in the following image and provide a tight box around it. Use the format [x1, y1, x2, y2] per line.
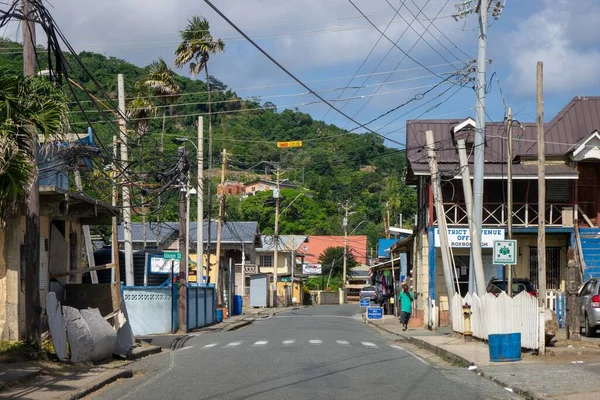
[506, 0, 600, 95]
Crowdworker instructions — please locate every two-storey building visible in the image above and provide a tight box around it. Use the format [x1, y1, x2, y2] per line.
[406, 97, 600, 328]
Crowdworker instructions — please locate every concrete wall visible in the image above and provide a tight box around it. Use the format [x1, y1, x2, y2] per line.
[317, 291, 339, 305]
[0, 217, 22, 340]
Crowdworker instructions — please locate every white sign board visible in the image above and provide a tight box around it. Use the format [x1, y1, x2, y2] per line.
[302, 263, 322, 275]
[493, 240, 517, 265]
[434, 228, 505, 248]
[149, 256, 180, 274]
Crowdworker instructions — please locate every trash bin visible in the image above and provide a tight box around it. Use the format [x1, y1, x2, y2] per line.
[233, 295, 243, 316]
[216, 308, 223, 323]
[489, 333, 521, 362]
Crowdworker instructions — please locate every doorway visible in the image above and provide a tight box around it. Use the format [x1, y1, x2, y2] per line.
[529, 247, 561, 289]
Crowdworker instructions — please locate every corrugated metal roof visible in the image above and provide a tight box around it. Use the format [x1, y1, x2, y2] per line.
[117, 221, 259, 244]
[407, 97, 600, 175]
[410, 163, 578, 178]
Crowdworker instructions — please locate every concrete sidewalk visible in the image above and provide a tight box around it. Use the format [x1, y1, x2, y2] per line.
[368, 315, 600, 400]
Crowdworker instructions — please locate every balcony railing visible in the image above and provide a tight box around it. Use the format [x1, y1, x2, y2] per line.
[433, 203, 573, 227]
[235, 263, 258, 275]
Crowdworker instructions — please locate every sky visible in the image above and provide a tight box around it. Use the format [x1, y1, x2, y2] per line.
[3, 0, 600, 148]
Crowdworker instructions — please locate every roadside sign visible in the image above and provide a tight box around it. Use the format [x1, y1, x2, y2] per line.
[493, 240, 517, 265]
[277, 141, 302, 148]
[360, 299, 370, 307]
[164, 251, 182, 261]
[367, 307, 383, 320]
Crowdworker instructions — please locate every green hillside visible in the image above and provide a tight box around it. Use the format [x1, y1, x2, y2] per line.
[0, 38, 415, 248]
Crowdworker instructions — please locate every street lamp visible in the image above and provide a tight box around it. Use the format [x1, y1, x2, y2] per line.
[176, 129, 204, 285]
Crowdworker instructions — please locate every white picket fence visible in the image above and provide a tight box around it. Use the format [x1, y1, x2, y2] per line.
[451, 292, 539, 349]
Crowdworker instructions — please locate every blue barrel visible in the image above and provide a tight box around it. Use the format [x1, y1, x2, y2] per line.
[233, 295, 243, 316]
[216, 309, 223, 323]
[489, 333, 521, 362]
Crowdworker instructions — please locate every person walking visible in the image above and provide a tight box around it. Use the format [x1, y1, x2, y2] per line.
[398, 282, 414, 331]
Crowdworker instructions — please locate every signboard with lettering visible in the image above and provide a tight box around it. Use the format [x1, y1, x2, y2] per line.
[302, 263, 322, 275]
[493, 240, 517, 265]
[277, 141, 303, 148]
[360, 299, 370, 307]
[148, 256, 180, 274]
[434, 228, 505, 248]
[367, 307, 383, 319]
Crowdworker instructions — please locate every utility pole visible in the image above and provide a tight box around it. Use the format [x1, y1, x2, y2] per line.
[74, 169, 98, 284]
[197, 117, 204, 284]
[112, 136, 120, 284]
[22, 0, 41, 342]
[290, 240, 296, 305]
[455, 0, 489, 294]
[118, 74, 134, 286]
[215, 149, 227, 305]
[273, 167, 282, 307]
[537, 61, 547, 354]
[457, 139, 486, 295]
[426, 130, 456, 307]
[341, 202, 351, 304]
[507, 107, 514, 296]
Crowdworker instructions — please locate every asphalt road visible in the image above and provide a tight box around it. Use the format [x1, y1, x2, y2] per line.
[90, 306, 520, 400]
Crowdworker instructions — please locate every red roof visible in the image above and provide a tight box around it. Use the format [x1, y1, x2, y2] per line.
[298, 236, 368, 265]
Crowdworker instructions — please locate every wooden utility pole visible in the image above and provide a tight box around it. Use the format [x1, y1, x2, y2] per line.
[112, 136, 120, 284]
[342, 202, 350, 291]
[457, 140, 486, 296]
[425, 131, 456, 305]
[178, 147, 187, 281]
[215, 149, 227, 305]
[507, 107, 514, 296]
[537, 61, 547, 354]
[118, 74, 134, 286]
[273, 167, 281, 307]
[22, 0, 41, 342]
[197, 117, 204, 284]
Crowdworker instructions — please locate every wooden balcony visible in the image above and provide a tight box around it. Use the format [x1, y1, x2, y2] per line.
[433, 203, 574, 227]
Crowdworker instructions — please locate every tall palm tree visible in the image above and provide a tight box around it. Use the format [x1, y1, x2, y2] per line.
[174, 15, 225, 299]
[174, 15, 225, 172]
[0, 71, 68, 216]
[138, 58, 180, 154]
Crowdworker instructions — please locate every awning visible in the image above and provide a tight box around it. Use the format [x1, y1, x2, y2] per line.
[371, 256, 402, 272]
[390, 234, 414, 253]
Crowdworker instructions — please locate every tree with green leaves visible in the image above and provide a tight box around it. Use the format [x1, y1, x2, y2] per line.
[318, 246, 358, 279]
[174, 15, 225, 168]
[0, 71, 69, 217]
[137, 58, 180, 154]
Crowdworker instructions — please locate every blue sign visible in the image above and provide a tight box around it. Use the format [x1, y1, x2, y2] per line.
[360, 299, 370, 307]
[367, 307, 383, 320]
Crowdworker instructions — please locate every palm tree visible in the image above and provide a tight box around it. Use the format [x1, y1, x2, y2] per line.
[126, 96, 156, 145]
[138, 58, 180, 154]
[174, 15, 225, 171]
[0, 71, 68, 216]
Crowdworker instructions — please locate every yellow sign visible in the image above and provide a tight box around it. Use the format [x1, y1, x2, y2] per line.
[277, 141, 302, 148]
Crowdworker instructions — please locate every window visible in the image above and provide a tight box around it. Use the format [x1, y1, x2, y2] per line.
[259, 254, 274, 267]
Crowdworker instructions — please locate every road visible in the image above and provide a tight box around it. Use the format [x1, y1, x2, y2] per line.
[90, 305, 520, 400]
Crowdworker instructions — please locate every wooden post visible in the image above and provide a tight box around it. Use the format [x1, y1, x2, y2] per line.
[425, 130, 456, 308]
[215, 149, 227, 305]
[507, 107, 513, 296]
[273, 167, 282, 307]
[112, 136, 120, 285]
[22, 0, 41, 342]
[537, 61, 547, 354]
[74, 169, 98, 284]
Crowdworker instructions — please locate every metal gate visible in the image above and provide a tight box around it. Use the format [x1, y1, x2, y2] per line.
[529, 247, 561, 289]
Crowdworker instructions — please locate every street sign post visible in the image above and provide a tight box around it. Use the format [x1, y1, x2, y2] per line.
[493, 240, 517, 265]
[164, 252, 182, 261]
[365, 306, 383, 325]
[360, 298, 370, 307]
[277, 141, 302, 148]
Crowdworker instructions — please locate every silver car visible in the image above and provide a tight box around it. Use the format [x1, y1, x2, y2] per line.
[359, 286, 378, 301]
[578, 278, 600, 337]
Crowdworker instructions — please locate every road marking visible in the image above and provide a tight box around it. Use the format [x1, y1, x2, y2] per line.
[202, 343, 217, 348]
[282, 339, 295, 345]
[361, 342, 378, 348]
[177, 345, 195, 351]
[224, 341, 243, 348]
[253, 340, 268, 346]
[336, 340, 350, 346]
[390, 344, 405, 350]
[309, 339, 322, 345]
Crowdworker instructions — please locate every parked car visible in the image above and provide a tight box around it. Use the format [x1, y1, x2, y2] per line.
[359, 286, 378, 300]
[486, 278, 537, 297]
[578, 278, 600, 337]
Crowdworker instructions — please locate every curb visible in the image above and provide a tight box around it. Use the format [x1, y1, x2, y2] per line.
[223, 320, 253, 331]
[367, 321, 551, 400]
[56, 368, 133, 400]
